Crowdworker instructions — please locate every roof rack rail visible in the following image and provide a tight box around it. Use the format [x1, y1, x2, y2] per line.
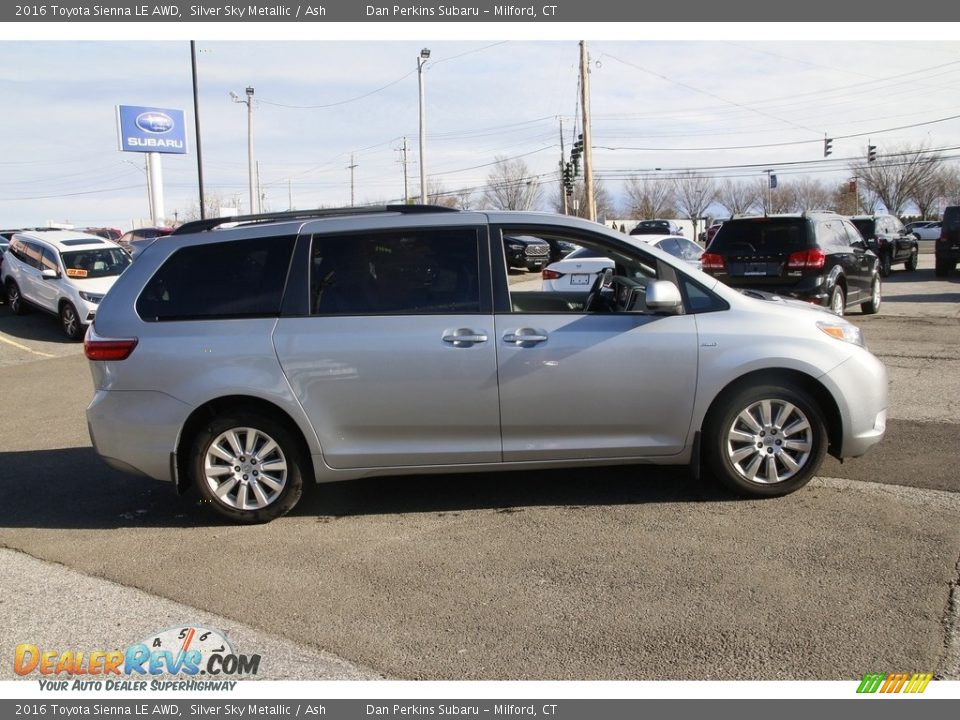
[172, 204, 460, 236]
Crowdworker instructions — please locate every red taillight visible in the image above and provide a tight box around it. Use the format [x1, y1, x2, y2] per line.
[84, 337, 138, 361]
[542, 268, 564, 280]
[787, 248, 826, 270]
[701, 252, 725, 271]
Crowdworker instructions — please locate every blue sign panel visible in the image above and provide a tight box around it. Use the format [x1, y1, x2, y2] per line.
[117, 105, 187, 154]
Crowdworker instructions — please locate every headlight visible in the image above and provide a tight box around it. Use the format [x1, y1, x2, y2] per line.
[817, 320, 864, 347]
[79, 292, 104, 304]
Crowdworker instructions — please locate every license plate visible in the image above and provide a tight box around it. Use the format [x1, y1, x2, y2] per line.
[570, 273, 591, 285]
[744, 263, 769, 276]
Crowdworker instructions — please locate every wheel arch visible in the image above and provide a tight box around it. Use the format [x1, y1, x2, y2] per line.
[700, 368, 843, 460]
[174, 395, 316, 494]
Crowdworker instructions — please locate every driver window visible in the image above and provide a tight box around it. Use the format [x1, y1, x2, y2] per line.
[500, 230, 659, 314]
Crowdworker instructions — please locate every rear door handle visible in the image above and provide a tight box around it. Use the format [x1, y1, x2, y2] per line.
[442, 328, 489, 347]
[503, 328, 549, 345]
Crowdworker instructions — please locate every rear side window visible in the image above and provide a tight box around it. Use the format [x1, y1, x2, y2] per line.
[944, 207, 960, 232]
[310, 229, 480, 315]
[710, 219, 811, 254]
[137, 235, 295, 321]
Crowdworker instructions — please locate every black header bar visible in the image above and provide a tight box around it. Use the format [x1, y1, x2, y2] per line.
[4, 0, 957, 22]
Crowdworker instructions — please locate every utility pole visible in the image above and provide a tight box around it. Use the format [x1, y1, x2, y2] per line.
[190, 41, 206, 219]
[559, 118, 568, 215]
[348, 153, 358, 206]
[256, 160, 263, 213]
[397, 137, 410, 204]
[288, 178, 293, 210]
[579, 41, 596, 222]
[417, 48, 431, 204]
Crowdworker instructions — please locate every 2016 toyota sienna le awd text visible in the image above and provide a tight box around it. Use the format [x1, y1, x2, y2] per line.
[84, 207, 887, 523]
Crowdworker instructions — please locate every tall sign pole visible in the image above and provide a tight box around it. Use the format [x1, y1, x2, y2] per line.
[190, 41, 206, 219]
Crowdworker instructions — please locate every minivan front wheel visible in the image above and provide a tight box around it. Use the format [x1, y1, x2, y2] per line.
[190, 414, 304, 523]
[705, 383, 827, 498]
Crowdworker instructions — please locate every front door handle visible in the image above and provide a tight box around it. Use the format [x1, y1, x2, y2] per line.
[442, 328, 489, 347]
[503, 328, 549, 345]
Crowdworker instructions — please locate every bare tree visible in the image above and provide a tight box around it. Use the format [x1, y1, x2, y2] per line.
[830, 180, 863, 217]
[938, 166, 960, 208]
[179, 191, 241, 223]
[752, 177, 793, 214]
[673, 172, 717, 239]
[481, 156, 542, 211]
[556, 178, 616, 220]
[717, 178, 758, 217]
[849, 143, 943, 215]
[789, 177, 833, 213]
[623, 176, 676, 219]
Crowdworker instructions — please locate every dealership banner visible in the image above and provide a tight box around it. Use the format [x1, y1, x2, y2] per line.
[4, 0, 959, 22]
[116, 105, 188, 155]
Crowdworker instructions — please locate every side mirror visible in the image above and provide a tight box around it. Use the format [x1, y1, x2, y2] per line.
[41, 268, 59, 280]
[851, 239, 867, 250]
[646, 280, 683, 313]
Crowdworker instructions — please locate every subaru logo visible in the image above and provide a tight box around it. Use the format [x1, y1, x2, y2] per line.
[135, 112, 174, 134]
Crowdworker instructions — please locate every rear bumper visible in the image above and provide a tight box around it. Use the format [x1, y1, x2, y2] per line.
[717, 275, 831, 307]
[87, 390, 192, 482]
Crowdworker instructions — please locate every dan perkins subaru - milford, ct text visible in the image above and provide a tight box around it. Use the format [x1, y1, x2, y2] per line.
[366, 5, 558, 17]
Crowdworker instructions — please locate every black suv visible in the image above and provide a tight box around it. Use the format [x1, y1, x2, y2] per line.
[630, 219, 683, 236]
[503, 234, 552, 272]
[850, 214, 918, 276]
[935, 206, 960, 277]
[702, 213, 881, 316]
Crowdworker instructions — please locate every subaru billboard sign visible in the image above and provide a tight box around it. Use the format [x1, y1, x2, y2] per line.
[116, 105, 187, 154]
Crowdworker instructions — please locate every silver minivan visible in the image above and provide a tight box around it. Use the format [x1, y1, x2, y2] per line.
[85, 207, 887, 523]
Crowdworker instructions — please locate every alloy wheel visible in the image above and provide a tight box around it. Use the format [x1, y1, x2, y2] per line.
[725, 399, 814, 485]
[203, 427, 288, 510]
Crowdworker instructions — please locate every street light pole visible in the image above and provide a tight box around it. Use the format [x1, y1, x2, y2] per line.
[417, 48, 430, 205]
[231, 86, 257, 214]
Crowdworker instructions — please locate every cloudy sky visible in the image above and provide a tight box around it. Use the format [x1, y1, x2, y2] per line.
[2, 28, 959, 230]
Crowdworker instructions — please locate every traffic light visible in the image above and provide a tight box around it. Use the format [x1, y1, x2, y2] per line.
[570, 134, 584, 176]
[849, 179, 857, 193]
[868, 145, 877, 162]
[562, 162, 574, 196]
[823, 137, 833, 157]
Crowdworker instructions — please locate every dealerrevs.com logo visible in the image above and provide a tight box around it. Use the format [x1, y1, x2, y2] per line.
[13, 625, 260, 691]
[856, 672, 933, 694]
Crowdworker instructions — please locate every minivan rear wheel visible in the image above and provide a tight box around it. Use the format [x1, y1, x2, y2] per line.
[879, 253, 892, 277]
[190, 413, 304, 523]
[704, 383, 827, 498]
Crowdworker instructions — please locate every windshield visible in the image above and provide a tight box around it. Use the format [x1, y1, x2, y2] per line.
[851, 219, 875, 238]
[61, 247, 131, 279]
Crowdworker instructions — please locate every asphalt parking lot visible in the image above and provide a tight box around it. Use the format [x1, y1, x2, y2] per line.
[1, 256, 959, 681]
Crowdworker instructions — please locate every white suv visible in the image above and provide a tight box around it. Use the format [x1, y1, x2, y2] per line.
[2, 230, 131, 339]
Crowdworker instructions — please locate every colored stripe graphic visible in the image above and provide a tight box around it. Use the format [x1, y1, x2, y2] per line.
[857, 672, 932, 694]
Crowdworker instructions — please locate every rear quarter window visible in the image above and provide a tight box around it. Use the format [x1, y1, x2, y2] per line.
[136, 235, 295, 321]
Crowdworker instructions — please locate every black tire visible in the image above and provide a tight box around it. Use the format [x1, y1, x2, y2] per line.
[703, 382, 828, 498]
[59, 301, 83, 341]
[878, 252, 892, 277]
[6, 280, 27, 315]
[829, 284, 845, 317]
[905, 249, 918, 271]
[934, 258, 953, 277]
[189, 413, 304, 523]
[860, 274, 881, 315]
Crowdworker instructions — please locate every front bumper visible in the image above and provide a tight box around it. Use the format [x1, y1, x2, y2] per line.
[821, 350, 888, 458]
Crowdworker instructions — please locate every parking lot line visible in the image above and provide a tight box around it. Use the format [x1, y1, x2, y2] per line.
[0, 334, 56, 358]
